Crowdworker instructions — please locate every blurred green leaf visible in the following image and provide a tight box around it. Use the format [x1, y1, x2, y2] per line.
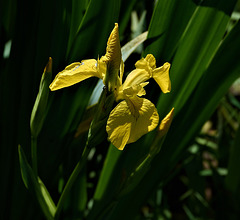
[18, 145, 56, 220]
[156, 0, 237, 118]
[225, 126, 240, 192]
[67, 0, 121, 61]
[121, 31, 148, 62]
[66, 0, 89, 55]
[144, 0, 197, 61]
[118, 0, 138, 36]
[93, 146, 122, 200]
[88, 146, 122, 220]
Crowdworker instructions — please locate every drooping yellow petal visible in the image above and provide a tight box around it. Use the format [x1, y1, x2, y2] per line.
[106, 97, 159, 150]
[158, 107, 174, 139]
[49, 59, 101, 91]
[106, 101, 132, 150]
[152, 62, 171, 93]
[127, 97, 159, 143]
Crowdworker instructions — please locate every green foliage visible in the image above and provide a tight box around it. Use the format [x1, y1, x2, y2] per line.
[1, 0, 240, 219]
[18, 145, 56, 220]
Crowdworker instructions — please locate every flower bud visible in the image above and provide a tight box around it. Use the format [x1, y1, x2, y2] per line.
[30, 57, 52, 138]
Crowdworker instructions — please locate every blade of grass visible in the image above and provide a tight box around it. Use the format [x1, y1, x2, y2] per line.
[144, 0, 197, 62]
[18, 146, 56, 220]
[66, 0, 121, 62]
[156, 0, 237, 118]
[225, 125, 240, 193]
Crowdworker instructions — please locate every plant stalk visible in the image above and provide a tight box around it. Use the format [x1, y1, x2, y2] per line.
[31, 136, 38, 176]
[54, 145, 91, 219]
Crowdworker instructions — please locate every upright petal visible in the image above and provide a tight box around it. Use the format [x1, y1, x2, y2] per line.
[135, 54, 156, 72]
[106, 97, 159, 150]
[122, 54, 171, 94]
[122, 69, 150, 90]
[101, 23, 121, 71]
[152, 62, 171, 93]
[102, 23, 122, 93]
[49, 59, 101, 91]
[122, 54, 156, 89]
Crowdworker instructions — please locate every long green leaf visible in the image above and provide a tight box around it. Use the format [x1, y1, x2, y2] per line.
[67, 0, 121, 62]
[156, 0, 236, 118]
[66, 0, 89, 56]
[144, 0, 197, 61]
[18, 146, 56, 220]
[225, 125, 240, 193]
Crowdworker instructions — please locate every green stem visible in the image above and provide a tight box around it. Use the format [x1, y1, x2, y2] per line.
[54, 145, 91, 219]
[31, 136, 38, 176]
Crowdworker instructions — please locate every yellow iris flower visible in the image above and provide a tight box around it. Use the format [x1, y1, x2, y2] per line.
[49, 23, 171, 150]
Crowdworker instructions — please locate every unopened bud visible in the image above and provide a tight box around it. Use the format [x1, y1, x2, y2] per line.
[30, 57, 52, 138]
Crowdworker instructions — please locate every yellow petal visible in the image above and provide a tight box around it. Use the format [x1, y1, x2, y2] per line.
[122, 69, 150, 89]
[114, 60, 125, 101]
[101, 23, 121, 70]
[152, 62, 171, 93]
[106, 101, 132, 150]
[97, 58, 107, 79]
[101, 23, 122, 93]
[106, 97, 159, 150]
[123, 54, 171, 94]
[122, 54, 156, 89]
[123, 82, 148, 97]
[135, 54, 156, 71]
[49, 59, 101, 91]
[119, 59, 124, 84]
[158, 107, 174, 138]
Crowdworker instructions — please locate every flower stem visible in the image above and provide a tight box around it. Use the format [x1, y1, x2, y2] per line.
[54, 145, 91, 219]
[31, 136, 38, 176]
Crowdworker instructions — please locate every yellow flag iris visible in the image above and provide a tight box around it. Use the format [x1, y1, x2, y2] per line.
[49, 23, 171, 150]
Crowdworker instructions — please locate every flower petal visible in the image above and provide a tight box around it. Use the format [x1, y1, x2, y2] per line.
[127, 97, 159, 143]
[106, 101, 132, 150]
[101, 23, 121, 70]
[152, 62, 171, 93]
[101, 23, 122, 93]
[135, 54, 156, 71]
[158, 107, 174, 138]
[123, 82, 148, 97]
[49, 59, 101, 91]
[122, 54, 156, 89]
[106, 97, 159, 150]
[123, 69, 150, 89]
[97, 58, 107, 79]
